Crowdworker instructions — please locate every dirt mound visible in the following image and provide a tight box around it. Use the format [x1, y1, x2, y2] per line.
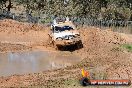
[0, 19, 48, 32]
[0, 19, 51, 52]
[80, 27, 126, 47]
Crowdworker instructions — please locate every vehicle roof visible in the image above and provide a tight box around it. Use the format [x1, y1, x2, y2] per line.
[54, 21, 76, 29]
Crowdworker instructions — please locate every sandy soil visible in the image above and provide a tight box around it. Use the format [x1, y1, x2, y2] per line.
[0, 19, 131, 88]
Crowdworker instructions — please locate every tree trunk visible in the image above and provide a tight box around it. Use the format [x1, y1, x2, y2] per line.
[7, 0, 12, 11]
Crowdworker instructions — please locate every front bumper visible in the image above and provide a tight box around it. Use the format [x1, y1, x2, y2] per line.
[55, 38, 81, 46]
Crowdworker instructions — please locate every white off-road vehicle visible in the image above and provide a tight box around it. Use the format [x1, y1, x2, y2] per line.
[49, 17, 83, 50]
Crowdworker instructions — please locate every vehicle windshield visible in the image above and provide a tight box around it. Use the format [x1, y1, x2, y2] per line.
[54, 26, 73, 32]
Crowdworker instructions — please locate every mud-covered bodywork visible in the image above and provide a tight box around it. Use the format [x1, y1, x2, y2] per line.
[52, 26, 81, 46]
[49, 18, 82, 49]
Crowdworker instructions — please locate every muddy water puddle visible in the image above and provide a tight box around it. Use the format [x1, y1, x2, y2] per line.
[0, 51, 81, 77]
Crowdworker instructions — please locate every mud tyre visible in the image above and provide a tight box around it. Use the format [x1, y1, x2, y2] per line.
[53, 41, 58, 50]
[76, 41, 83, 49]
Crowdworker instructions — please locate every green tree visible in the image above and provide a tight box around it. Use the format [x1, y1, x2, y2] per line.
[1, 0, 132, 20]
[0, 0, 13, 11]
[101, 0, 131, 20]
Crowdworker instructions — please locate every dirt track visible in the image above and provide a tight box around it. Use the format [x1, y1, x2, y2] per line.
[0, 19, 132, 87]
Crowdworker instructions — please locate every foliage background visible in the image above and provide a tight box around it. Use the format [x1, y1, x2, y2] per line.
[0, 0, 132, 21]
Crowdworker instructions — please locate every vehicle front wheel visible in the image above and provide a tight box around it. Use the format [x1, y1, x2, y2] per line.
[76, 41, 83, 49]
[53, 41, 58, 50]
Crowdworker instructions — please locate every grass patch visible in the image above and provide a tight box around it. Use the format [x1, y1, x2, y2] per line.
[64, 78, 80, 87]
[111, 47, 122, 52]
[121, 44, 132, 52]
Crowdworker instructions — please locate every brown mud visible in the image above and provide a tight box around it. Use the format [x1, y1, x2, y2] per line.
[0, 19, 131, 88]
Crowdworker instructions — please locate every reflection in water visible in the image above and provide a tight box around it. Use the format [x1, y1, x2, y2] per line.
[0, 51, 80, 77]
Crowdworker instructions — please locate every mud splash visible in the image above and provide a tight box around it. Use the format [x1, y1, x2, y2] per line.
[0, 51, 81, 77]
